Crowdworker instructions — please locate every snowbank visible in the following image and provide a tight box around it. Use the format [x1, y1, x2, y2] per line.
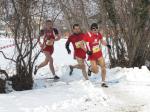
[0, 38, 150, 112]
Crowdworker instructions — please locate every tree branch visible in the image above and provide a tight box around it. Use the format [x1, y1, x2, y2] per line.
[0, 51, 16, 62]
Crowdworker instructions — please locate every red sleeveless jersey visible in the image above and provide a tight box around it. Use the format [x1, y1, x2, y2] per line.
[41, 28, 58, 55]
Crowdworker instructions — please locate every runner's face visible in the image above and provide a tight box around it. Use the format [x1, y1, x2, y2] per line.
[91, 27, 98, 34]
[46, 21, 53, 29]
[73, 26, 81, 34]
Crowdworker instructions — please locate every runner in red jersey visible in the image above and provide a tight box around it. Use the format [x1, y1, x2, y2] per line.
[83, 23, 111, 87]
[84, 31, 103, 60]
[65, 24, 88, 80]
[34, 20, 61, 80]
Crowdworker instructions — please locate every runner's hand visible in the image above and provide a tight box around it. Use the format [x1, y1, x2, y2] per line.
[67, 49, 71, 54]
[107, 44, 111, 49]
[86, 50, 92, 55]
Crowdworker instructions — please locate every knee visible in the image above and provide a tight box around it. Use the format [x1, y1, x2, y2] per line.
[101, 65, 106, 71]
[79, 64, 85, 70]
[44, 59, 49, 65]
[45, 61, 49, 65]
[92, 67, 99, 74]
[49, 58, 53, 64]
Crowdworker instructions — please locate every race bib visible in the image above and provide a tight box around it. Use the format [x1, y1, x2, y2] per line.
[75, 41, 82, 48]
[46, 40, 53, 46]
[92, 45, 100, 53]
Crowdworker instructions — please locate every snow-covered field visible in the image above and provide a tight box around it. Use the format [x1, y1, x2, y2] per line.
[0, 36, 150, 112]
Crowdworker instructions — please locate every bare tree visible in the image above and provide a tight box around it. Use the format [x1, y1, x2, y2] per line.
[0, 0, 64, 91]
[101, 0, 150, 68]
[57, 0, 89, 32]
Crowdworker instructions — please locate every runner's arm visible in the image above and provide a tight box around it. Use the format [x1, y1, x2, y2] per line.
[99, 32, 110, 48]
[54, 34, 61, 41]
[82, 41, 92, 55]
[80, 41, 87, 52]
[100, 39, 111, 49]
[82, 35, 93, 55]
[65, 40, 71, 54]
[100, 39, 107, 46]
[53, 28, 61, 41]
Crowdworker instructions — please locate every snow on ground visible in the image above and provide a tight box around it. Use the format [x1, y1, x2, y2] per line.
[0, 37, 150, 112]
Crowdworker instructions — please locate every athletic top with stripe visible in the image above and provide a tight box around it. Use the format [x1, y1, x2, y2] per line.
[83, 32, 103, 60]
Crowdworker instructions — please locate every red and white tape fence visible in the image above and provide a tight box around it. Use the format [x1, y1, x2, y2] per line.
[0, 44, 16, 50]
[0, 38, 38, 50]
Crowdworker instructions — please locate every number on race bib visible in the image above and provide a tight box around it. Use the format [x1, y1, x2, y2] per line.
[46, 40, 53, 46]
[93, 45, 100, 53]
[75, 41, 82, 48]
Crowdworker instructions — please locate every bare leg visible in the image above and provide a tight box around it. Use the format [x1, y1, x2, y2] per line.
[90, 60, 99, 74]
[49, 56, 56, 76]
[70, 57, 88, 80]
[71, 64, 80, 69]
[34, 51, 50, 75]
[77, 58, 88, 80]
[97, 57, 106, 82]
[37, 51, 49, 69]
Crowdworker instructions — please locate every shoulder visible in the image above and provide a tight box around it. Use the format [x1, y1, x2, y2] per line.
[80, 33, 86, 36]
[98, 32, 102, 39]
[83, 32, 91, 40]
[81, 33, 89, 41]
[69, 34, 74, 38]
[68, 34, 74, 41]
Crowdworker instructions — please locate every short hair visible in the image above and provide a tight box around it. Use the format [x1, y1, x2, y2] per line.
[46, 20, 52, 23]
[91, 23, 98, 30]
[73, 24, 79, 29]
